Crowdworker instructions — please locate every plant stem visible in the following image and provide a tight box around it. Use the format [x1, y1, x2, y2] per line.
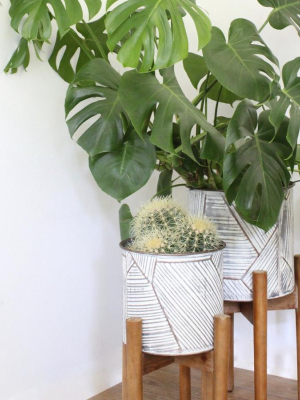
[69, 29, 94, 60]
[82, 20, 108, 61]
[258, 18, 269, 33]
[170, 132, 206, 156]
[201, 72, 211, 113]
[214, 86, 223, 126]
[191, 80, 218, 107]
[152, 184, 187, 199]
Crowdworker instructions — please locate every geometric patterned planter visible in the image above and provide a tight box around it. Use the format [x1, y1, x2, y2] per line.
[189, 188, 294, 302]
[120, 240, 225, 356]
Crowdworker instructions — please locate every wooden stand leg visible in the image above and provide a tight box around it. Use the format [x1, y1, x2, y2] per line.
[228, 314, 234, 392]
[202, 371, 214, 400]
[179, 365, 191, 400]
[126, 318, 143, 400]
[122, 343, 128, 400]
[295, 255, 300, 400]
[214, 314, 230, 400]
[253, 271, 267, 400]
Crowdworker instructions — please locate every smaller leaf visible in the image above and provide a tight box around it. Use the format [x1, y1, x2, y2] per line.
[49, 17, 109, 83]
[203, 19, 279, 102]
[9, 0, 102, 41]
[258, 0, 300, 34]
[200, 75, 241, 106]
[269, 58, 300, 158]
[65, 59, 126, 156]
[4, 38, 30, 74]
[201, 131, 225, 163]
[157, 170, 173, 197]
[119, 204, 133, 240]
[89, 131, 156, 201]
[224, 100, 290, 231]
[183, 53, 208, 89]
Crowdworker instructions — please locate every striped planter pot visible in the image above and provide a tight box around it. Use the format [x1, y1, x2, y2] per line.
[189, 188, 295, 302]
[120, 240, 225, 356]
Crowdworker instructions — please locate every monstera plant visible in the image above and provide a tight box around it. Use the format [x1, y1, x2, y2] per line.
[5, 0, 300, 232]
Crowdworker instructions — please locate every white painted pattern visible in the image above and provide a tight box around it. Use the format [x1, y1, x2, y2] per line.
[122, 245, 224, 356]
[189, 189, 295, 301]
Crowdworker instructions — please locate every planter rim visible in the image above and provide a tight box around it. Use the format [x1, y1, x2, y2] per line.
[120, 238, 226, 256]
[187, 181, 295, 193]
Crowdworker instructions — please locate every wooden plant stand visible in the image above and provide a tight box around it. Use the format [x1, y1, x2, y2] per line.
[224, 255, 300, 400]
[122, 314, 230, 400]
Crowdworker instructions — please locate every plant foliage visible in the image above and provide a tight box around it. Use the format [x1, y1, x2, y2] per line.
[105, 0, 211, 72]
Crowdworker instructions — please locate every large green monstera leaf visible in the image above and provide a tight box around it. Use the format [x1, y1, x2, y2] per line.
[49, 17, 109, 83]
[119, 67, 225, 162]
[269, 58, 300, 162]
[203, 19, 279, 102]
[89, 130, 156, 201]
[9, 0, 102, 41]
[224, 100, 290, 231]
[258, 0, 300, 34]
[183, 53, 241, 106]
[65, 59, 126, 156]
[105, 0, 211, 72]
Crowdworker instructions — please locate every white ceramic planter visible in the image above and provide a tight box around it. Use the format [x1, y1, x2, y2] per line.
[120, 240, 225, 356]
[189, 188, 295, 302]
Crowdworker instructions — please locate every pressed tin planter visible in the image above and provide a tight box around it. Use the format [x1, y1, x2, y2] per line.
[120, 240, 225, 356]
[189, 187, 295, 302]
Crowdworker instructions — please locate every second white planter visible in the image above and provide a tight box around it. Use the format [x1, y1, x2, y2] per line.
[121, 240, 225, 356]
[189, 188, 295, 302]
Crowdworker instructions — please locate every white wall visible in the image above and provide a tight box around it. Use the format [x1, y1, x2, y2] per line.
[0, 1, 299, 400]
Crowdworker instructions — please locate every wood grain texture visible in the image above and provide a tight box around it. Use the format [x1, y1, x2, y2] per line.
[295, 255, 300, 400]
[91, 365, 298, 400]
[179, 365, 191, 400]
[142, 353, 174, 375]
[202, 371, 214, 400]
[122, 344, 127, 400]
[174, 352, 214, 372]
[228, 314, 234, 392]
[214, 314, 230, 400]
[126, 318, 143, 400]
[253, 271, 268, 400]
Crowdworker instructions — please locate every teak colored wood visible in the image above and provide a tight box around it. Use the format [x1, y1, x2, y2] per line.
[179, 365, 191, 400]
[91, 365, 298, 400]
[228, 314, 234, 392]
[253, 271, 267, 400]
[123, 314, 230, 400]
[296, 255, 300, 400]
[224, 254, 300, 400]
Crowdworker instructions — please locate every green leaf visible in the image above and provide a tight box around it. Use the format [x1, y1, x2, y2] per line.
[200, 74, 241, 106]
[65, 59, 126, 156]
[296, 144, 300, 171]
[183, 53, 240, 105]
[183, 52, 208, 89]
[258, 0, 300, 34]
[224, 100, 290, 231]
[157, 170, 173, 196]
[269, 58, 300, 159]
[49, 17, 109, 83]
[105, 0, 211, 72]
[89, 131, 156, 201]
[4, 38, 30, 74]
[201, 130, 225, 163]
[9, 0, 102, 41]
[203, 19, 279, 102]
[119, 204, 133, 240]
[119, 67, 223, 161]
